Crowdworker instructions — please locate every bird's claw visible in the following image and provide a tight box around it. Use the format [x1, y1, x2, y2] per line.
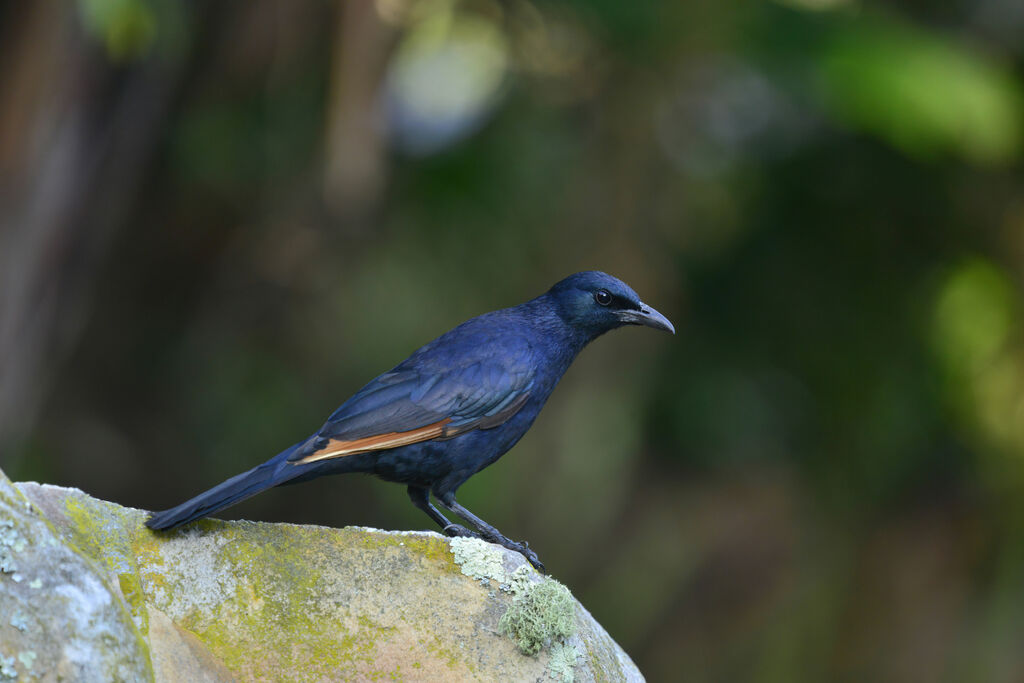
[508, 540, 545, 574]
[442, 523, 481, 539]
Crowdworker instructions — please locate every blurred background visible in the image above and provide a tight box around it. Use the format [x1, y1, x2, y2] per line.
[2, 0, 1024, 680]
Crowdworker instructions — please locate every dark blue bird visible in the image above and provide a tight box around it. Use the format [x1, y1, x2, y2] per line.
[146, 271, 674, 571]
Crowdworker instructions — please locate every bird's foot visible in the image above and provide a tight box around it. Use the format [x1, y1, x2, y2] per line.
[442, 523, 482, 539]
[445, 525, 546, 573]
[501, 539, 546, 574]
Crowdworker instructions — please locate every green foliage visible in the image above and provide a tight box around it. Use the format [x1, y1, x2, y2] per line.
[820, 15, 1024, 163]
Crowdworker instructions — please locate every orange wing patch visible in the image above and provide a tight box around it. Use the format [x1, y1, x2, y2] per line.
[292, 418, 454, 465]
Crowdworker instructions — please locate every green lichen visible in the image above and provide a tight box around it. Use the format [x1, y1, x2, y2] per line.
[17, 650, 36, 672]
[5, 485, 156, 682]
[449, 537, 507, 585]
[144, 523, 422, 680]
[179, 526, 462, 679]
[448, 537, 577, 668]
[502, 564, 534, 594]
[547, 642, 580, 682]
[424, 635, 474, 676]
[61, 494, 152, 633]
[8, 612, 27, 632]
[0, 655, 15, 680]
[499, 579, 577, 656]
[387, 533, 453, 565]
[0, 519, 24, 575]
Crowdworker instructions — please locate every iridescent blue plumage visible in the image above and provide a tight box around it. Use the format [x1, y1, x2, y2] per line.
[146, 271, 673, 571]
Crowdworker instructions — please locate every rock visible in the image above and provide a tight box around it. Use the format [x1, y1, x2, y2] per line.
[0, 472, 151, 682]
[0, 469, 642, 682]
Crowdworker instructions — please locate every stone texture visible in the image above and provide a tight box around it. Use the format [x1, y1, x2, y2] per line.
[0, 469, 642, 682]
[0, 472, 151, 682]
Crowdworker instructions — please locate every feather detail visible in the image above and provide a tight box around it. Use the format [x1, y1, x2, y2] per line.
[292, 418, 454, 464]
[290, 390, 532, 465]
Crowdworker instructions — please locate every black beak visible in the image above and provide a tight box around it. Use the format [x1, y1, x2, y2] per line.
[618, 302, 675, 334]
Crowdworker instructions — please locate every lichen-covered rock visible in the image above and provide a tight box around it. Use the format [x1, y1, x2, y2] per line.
[2, 471, 642, 682]
[0, 470, 152, 682]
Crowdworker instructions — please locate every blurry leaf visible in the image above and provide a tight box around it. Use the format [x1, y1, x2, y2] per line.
[820, 16, 1024, 164]
[932, 258, 1015, 376]
[932, 259, 1024, 484]
[78, 0, 157, 61]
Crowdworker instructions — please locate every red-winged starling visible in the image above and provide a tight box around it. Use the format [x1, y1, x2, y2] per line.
[146, 271, 674, 572]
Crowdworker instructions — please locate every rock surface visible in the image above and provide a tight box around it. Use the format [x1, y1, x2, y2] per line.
[0, 469, 642, 682]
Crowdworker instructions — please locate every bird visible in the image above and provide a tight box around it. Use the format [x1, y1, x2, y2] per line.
[146, 271, 674, 572]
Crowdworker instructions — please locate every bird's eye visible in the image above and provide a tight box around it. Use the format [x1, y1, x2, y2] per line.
[594, 289, 612, 306]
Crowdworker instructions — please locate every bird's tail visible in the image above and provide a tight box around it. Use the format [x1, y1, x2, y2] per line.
[145, 442, 304, 531]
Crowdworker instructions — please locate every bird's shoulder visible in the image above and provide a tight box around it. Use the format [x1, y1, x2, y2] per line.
[399, 307, 542, 372]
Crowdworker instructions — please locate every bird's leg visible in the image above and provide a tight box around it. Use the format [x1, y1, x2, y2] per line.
[435, 494, 546, 573]
[406, 486, 480, 539]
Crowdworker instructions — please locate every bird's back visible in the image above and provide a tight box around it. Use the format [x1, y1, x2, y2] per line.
[287, 299, 576, 466]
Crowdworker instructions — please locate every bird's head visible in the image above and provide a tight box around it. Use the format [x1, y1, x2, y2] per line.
[547, 271, 675, 339]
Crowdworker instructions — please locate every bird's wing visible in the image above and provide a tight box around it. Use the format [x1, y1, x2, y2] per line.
[288, 344, 535, 465]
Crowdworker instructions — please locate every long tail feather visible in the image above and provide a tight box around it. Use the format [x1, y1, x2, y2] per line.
[145, 443, 302, 531]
